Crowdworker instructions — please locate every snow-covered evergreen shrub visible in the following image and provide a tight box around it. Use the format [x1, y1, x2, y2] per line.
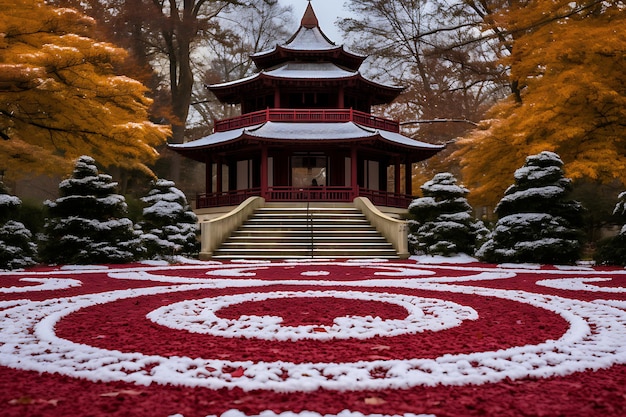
[40, 156, 144, 264]
[0, 182, 37, 269]
[477, 151, 584, 264]
[408, 173, 489, 256]
[140, 179, 199, 259]
[594, 191, 626, 265]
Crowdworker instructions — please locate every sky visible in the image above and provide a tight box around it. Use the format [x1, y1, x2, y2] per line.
[278, 0, 352, 43]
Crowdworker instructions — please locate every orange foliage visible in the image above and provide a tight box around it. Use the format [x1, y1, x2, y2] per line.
[0, 0, 170, 181]
[454, 0, 626, 207]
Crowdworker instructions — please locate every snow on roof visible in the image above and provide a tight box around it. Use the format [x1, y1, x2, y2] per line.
[378, 130, 444, 149]
[252, 14, 337, 58]
[284, 25, 336, 51]
[269, 62, 356, 79]
[210, 73, 260, 89]
[172, 122, 444, 150]
[245, 121, 373, 140]
[169, 125, 261, 149]
[210, 62, 357, 88]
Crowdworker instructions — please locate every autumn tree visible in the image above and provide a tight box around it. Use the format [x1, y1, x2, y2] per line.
[51, 0, 282, 145]
[0, 0, 170, 181]
[339, 0, 510, 192]
[454, 0, 626, 207]
[190, 0, 293, 137]
[340, 0, 508, 145]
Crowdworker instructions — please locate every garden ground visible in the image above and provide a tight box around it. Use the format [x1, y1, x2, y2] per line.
[1, 256, 626, 417]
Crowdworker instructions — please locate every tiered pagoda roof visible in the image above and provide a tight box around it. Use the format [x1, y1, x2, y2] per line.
[249, 4, 366, 70]
[209, 4, 401, 106]
[171, 3, 443, 160]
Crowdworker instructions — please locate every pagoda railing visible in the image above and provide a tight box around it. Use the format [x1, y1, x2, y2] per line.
[267, 186, 353, 202]
[214, 108, 400, 133]
[195, 187, 413, 209]
[196, 188, 262, 208]
[358, 188, 414, 208]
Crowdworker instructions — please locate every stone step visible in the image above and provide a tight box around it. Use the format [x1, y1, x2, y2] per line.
[212, 204, 399, 259]
[227, 234, 386, 241]
[221, 241, 392, 250]
[212, 248, 398, 259]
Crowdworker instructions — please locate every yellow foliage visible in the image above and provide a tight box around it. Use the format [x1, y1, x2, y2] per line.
[0, 0, 170, 180]
[454, 0, 626, 207]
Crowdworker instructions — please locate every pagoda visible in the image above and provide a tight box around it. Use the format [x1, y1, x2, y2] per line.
[171, 3, 443, 210]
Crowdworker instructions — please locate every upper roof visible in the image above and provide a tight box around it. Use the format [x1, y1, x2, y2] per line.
[209, 3, 402, 105]
[209, 61, 403, 105]
[250, 3, 366, 70]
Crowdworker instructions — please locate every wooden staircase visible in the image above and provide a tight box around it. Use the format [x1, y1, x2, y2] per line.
[212, 204, 398, 259]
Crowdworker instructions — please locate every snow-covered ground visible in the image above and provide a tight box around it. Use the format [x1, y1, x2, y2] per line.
[1, 256, 626, 417]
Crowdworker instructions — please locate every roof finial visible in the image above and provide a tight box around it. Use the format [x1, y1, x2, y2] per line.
[301, 1, 319, 29]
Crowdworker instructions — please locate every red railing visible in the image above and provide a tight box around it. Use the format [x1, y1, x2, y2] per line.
[358, 188, 414, 208]
[214, 108, 400, 133]
[195, 188, 261, 208]
[267, 186, 353, 202]
[195, 187, 414, 209]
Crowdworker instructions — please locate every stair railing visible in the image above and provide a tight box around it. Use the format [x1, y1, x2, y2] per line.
[307, 201, 314, 258]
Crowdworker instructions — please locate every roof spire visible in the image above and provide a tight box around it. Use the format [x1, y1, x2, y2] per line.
[301, 1, 319, 29]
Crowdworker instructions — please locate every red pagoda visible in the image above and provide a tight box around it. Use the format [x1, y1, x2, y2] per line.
[172, 3, 442, 208]
[171, 3, 444, 259]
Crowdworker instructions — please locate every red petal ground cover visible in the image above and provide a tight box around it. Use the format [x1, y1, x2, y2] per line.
[1, 259, 626, 417]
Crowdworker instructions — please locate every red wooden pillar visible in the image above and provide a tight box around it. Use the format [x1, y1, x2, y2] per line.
[338, 86, 344, 108]
[405, 161, 412, 196]
[261, 145, 268, 199]
[274, 87, 281, 108]
[351, 146, 358, 199]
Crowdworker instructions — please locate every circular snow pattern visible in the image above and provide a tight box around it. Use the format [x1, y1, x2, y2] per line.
[0, 277, 82, 293]
[536, 277, 626, 293]
[301, 270, 330, 276]
[185, 411, 434, 417]
[2, 261, 626, 393]
[147, 290, 478, 341]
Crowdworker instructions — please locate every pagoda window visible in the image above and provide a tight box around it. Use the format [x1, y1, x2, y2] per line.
[363, 159, 380, 191]
[285, 92, 331, 108]
[242, 94, 274, 113]
[291, 153, 327, 187]
[345, 94, 372, 113]
[235, 159, 252, 190]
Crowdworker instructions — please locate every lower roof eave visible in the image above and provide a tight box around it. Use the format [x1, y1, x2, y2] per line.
[168, 121, 445, 161]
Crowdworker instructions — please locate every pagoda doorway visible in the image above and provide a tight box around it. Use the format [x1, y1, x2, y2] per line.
[291, 153, 328, 188]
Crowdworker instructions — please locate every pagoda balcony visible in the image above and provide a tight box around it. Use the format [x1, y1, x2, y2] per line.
[214, 108, 400, 133]
[195, 186, 414, 209]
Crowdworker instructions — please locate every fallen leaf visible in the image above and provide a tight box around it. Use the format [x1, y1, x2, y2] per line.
[370, 345, 391, 351]
[230, 366, 245, 378]
[9, 397, 60, 406]
[367, 355, 391, 360]
[313, 327, 327, 333]
[8, 396, 33, 405]
[233, 395, 255, 404]
[364, 396, 387, 405]
[99, 389, 144, 397]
